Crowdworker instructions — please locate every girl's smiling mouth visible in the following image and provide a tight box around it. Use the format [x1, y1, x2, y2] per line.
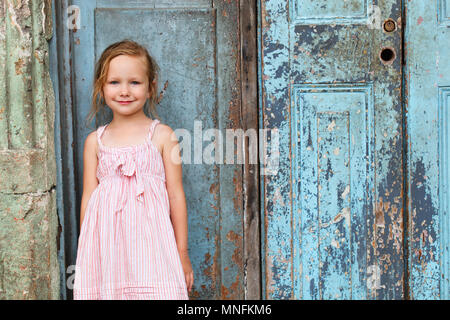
[117, 100, 134, 105]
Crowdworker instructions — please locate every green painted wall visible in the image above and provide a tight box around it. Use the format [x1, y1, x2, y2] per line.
[0, 0, 59, 299]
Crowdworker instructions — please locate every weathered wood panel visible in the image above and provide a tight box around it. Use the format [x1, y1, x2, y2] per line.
[405, 0, 450, 300]
[240, 0, 261, 300]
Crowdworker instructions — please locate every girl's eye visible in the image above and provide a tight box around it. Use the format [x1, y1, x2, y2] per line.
[109, 81, 119, 85]
[131, 81, 140, 85]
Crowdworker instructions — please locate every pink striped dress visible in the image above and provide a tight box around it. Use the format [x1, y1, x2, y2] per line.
[74, 119, 188, 300]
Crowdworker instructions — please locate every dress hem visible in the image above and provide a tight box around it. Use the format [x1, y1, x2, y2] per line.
[74, 283, 188, 300]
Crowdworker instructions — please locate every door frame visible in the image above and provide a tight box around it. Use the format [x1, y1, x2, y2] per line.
[50, 0, 261, 300]
[50, 0, 79, 300]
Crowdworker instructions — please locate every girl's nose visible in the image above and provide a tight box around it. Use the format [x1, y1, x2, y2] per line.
[120, 84, 130, 95]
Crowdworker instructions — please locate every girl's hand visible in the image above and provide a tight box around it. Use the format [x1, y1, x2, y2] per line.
[179, 251, 194, 294]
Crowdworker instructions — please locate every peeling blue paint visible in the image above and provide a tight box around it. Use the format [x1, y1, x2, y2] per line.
[405, 0, 449, 299]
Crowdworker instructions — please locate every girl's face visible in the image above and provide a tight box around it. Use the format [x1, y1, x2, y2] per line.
[103, 54, 150, 117]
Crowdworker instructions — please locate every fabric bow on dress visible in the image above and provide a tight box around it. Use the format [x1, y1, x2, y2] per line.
[111, 151, 147, 247]
[114, 152, 145, 213]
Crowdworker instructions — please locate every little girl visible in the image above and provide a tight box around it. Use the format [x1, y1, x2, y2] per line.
[73, 40, 193, 300]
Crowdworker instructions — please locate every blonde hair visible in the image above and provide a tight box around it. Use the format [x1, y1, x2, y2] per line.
[85, 39, 160, 126]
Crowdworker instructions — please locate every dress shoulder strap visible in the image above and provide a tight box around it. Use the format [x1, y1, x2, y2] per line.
[96, 124, 108, 149]
[148, 119, 160, 140]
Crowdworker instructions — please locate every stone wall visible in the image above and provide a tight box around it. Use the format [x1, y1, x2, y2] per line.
[0, 0, 59, 299]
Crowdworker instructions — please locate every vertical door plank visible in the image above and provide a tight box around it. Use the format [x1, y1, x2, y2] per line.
[240, 0, 261, 300]
[405, 0, 449, 300]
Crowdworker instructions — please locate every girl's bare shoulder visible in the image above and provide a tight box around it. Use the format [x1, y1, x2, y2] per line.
[84, 130, 99, 155]
[154, 122, 178, 144]
[154, 121, 172, 135]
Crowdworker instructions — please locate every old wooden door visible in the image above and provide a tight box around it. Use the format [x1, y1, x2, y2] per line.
[53, 0, 249, 299]
[405, 0, 449, 299]
[260, 0, 405, 299]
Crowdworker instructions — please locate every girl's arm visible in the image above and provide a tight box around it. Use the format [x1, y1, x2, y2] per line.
[160, 124, 193, 293]
[80, 131, 99, 229]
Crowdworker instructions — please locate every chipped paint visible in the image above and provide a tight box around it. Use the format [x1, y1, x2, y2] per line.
[416, 16, 423, 25]
[14, 58, 24, 75]
[405, 0, 448, 299]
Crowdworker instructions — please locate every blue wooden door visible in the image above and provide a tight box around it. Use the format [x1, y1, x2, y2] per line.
[405, 0, 449, 299]
[259, 0, 405, 299]
[63, 0, 244, 299]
